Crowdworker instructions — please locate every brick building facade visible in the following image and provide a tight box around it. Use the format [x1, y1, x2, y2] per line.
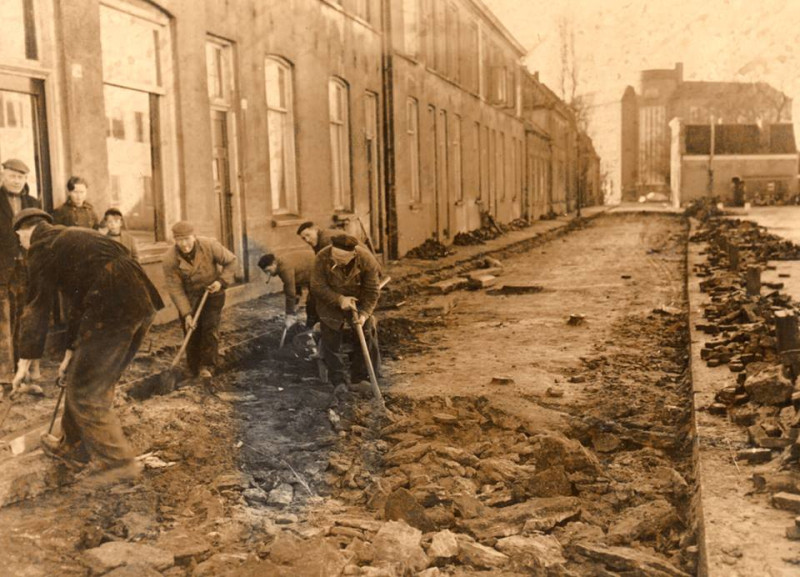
[1, 0, 600, 323]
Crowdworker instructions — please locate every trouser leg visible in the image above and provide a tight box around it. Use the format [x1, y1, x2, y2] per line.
[64, 314, 153, 468]
[195, 292, 225, 370]
[305, 292, 319, 328]
[321, 323, 348, 386]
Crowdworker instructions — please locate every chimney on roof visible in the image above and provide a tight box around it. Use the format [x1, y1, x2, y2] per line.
[675, 62, 684, 83]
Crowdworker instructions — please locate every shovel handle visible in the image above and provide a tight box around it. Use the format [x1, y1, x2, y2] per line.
[170, 289, 211, 369]
[47, 377, 65, 435]
[351, 310, 385, 410]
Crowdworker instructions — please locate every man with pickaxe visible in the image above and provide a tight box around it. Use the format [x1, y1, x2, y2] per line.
[163, 221, 237, 378]
[310, 234, 381, 398]
[11, 208, 163, 476]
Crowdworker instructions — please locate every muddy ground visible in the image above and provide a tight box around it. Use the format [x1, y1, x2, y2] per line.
[0, 212, 697, 577]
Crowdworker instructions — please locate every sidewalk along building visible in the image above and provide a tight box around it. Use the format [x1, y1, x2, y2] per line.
[0, 0, 386, 323]
[0, 0, 599, 324]
[385, 0, 528, 256]
[621, 62, 793, 204]
[669, 120, 799, 205]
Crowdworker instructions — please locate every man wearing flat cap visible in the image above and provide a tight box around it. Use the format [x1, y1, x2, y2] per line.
[0, 159, 41, 381]
[11, 207, 164, 476]
[163, 221, 237, 378]
[311, 233, 381, 391]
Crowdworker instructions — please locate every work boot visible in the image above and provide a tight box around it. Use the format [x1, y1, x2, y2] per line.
[40, 433, 84, 470]
[75, 459, 143, 485]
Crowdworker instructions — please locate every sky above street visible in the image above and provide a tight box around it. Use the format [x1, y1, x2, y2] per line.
[485, 0, 800, 124]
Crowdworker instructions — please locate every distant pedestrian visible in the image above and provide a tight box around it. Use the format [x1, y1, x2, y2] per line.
[311, 234, 380, 392]
[11, 208, 164, 477]
[102, 208, 139, 261]
[163, 221, 237, 378]
[53, 176, 99, 229]
[258, 249, 316, 328]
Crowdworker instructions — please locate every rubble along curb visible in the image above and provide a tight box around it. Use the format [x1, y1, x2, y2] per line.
[686, 217, 797, 577]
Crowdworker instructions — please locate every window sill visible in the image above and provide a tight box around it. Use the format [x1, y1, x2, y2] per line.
[138, 241, 173, 265]
[271, 215, 305, 228]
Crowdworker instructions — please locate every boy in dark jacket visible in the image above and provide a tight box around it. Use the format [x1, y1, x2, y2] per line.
[258, 249, 316, 328]
[53, 176, 99, 229]
[102, 208, 139, 261]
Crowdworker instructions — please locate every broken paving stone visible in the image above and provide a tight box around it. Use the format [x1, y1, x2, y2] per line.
[773, 492, 800, 513]
[431, 412, 459, 425]
[567, 314, 586, 326]
[487, 283, 544, 296]
[458, 541, 509, 569]
[467, 275, 497, 290]
[84, 542, 174, 575]
[372, 521, 429, 573]
[384, 488, 435, 532]
[786, 526, 800, 541]
[546, 386, 565, 398]
[451, 494, 487, 520]
[156, 532, 211, 566]
[243, 486, 269, 504]
[490, 375, 514, 385]
[427, 529, 460, 559]
[120, 512, 157, 541]
[268, 483, 294, 506]
[428, 277, 468, 295]
[460, 497, 581, 539]
[573, 542, 690, 577]
[591, 432, 621, 453]
[275, 513, 298, 525]
[345, 538, 376, 564]
[607, 499, 679, 545]
[495, 534, 566, 572]
[525, 465, 573, 498]
[737, 448, 773, 464]
[744, 365, 793, 405]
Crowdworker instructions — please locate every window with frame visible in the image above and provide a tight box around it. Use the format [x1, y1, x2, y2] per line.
[329, 78, 352, 211]
[100, 0, 172, 243]
[406, 98, 421, 203]
[0, 0, 37, 61]
[421, 0, 434, 66]
[498, 131, 505, 200]
[462, 19, 479, 93]
[265, 57, 298, 214]
[445, 3, 459, 82]
[434, 1, 446, 72]
[452, 114, 462, 202]
[403, 0, 420, 57]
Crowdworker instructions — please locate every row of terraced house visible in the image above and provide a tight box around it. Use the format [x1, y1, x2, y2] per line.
[0, 0, 601, 322]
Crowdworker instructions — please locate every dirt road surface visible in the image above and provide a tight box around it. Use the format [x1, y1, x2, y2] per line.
[0, 213, 697, 577]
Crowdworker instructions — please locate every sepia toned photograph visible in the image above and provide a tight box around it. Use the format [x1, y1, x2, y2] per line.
[0, 0, 799, 575]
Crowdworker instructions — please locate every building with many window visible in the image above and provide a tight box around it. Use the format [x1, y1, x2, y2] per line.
[386, 0, 527, 255]
[1, 0, 599, 324]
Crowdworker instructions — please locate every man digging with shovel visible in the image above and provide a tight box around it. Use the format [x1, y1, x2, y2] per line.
[311, 234, 383, 405]
[163, 221, 237, 379]
[11, 208, 164, 478]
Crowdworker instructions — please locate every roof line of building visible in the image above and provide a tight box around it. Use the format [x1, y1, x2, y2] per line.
[466, 0, 527, 57]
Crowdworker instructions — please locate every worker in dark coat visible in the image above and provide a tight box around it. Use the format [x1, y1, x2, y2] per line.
[0, 158, 41, 385]
[52, 176, 100, 229]
[258, 249, 316, 328]
[162, 221, 237, 378]
[11, 208, 164, 475]
[311, 234, 381, 389]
